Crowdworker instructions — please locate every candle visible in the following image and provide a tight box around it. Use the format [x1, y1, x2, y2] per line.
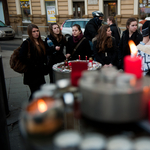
[23, 93, 64, 135]
[124, 40, 142, 79]
[85, 56, 87, 61]
[78, 55, 80, 60]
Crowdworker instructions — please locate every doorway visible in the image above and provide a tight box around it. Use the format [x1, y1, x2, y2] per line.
[104, 1, 117, 22]
[73, 2, 85, 18]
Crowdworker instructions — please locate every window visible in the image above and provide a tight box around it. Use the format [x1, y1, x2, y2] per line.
[139, 0, 150, 19]
[63, 21, 72, 27]
[72, 21, 84, 28]
[20, 0, 30, 22]
[45, 0, 56, 23]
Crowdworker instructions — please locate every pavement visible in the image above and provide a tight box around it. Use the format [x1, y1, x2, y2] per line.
[0, 38, 49, 150]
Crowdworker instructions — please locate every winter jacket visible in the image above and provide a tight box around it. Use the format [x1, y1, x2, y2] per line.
[110, 23, 120, 46]
[45, 34, 66, 65]
[84, 18, 102, 41]
[118, 30, 142, 69]
[66, 36, 91, 60]
[19, 38, 47, 85]
[93, 37, 118, 66]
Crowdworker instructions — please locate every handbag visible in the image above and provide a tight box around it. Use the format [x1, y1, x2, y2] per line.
[72, 37, 86, 56]
[10, 40, 30, 73]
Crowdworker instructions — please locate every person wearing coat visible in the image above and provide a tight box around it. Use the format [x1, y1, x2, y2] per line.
[19, 24, 48, 101]
[66, 24, 91, 60]
[45, 23, 66, 83]
[93, 25, 118, 67]
[118, 18, 143, 69]
[107, 16, 120, 46]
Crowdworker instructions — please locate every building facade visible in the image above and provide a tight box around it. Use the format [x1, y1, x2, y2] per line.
[1, 0, 150, 32]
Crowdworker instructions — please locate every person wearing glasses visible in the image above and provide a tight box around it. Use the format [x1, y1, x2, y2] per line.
[19, 24, 48, 101]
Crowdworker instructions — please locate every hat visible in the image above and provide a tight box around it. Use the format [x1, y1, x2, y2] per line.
[139, 20, 147, 24]
[92, 11, 104, 17]
[142, 20, 150, 37]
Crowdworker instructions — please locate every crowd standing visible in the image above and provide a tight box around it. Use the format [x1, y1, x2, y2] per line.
[18, 11, 148, 101]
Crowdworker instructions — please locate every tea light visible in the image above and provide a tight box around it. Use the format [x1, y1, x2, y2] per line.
[23, 91, 64, 135]
[124, 40, 142, 79]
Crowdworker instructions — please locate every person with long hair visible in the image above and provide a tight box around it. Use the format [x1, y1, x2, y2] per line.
[19, 24, 48, 101]
[118, 17, 142, 69]
[93, 25, 117, 67]
[45, 23, 66, 83]
[66, 24, 91, 60]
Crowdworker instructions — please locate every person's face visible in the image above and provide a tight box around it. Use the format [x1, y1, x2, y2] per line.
[32, 28, 39, 39]
[107, 18, 110, 25]
[52, 25, 60, 35]
[127, 21, 137, 33]
[72, 26, 81, 37]
[106, 27, 112, 37]
[99, 16, 103, 20]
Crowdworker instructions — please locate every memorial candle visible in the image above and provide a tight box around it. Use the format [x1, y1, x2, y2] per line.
[124, 40, 142, 79]
[78, 55, 81, 60]
[85, 56, 87, 61]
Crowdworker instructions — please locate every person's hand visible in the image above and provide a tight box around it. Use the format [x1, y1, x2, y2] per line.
[65, 54, 71, 59]
[55, 46, 60, 51]
[103, 64, 109, 67]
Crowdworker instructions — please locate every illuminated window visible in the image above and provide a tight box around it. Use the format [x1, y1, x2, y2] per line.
[20, 0, 31, 22]
[139, 0, 150, 19]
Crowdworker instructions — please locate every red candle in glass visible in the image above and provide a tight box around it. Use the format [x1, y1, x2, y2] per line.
[85, 56, 87, 61]
[124, 40, 142, 79]
[78, 55, 81, 60]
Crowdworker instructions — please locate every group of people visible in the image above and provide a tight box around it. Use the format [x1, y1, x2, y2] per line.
[19, 10, 149, 101]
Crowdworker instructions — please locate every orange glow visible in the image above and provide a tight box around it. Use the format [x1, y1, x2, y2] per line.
[128, 40, 137, 56]
[130, 78, 136, 87]
[37, 99, 47, 113]
[143, 86, 149, 93]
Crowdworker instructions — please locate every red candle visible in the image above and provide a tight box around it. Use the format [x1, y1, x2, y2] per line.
[78, 55, 80, 60]
[124, 40, 142, 79]
[85, 56, 87, 61]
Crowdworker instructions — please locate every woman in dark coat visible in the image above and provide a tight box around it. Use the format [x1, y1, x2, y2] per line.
[93, 25, 117, 67]
[45, 23, 66, 83]
[118, 18, 143, 69]
[66, 24, 91, 60]
[19, 24, 48, 101]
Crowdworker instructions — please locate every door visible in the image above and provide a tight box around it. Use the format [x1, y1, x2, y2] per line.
[104, 1, 117, 22]
[73, 2, 85, 18]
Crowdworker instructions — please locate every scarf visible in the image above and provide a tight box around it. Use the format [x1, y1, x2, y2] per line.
[73, 32, 84, 43]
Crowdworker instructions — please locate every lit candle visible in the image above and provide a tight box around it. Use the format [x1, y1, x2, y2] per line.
[78, 55, 80, 60]
[23, 94, 64, 135]
[85, 56, 87, 61]
[124, 40, 142, 79]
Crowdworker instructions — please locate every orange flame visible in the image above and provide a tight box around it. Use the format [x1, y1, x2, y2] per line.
[37, 99, 47, 113]
[128, 40, 137, 56]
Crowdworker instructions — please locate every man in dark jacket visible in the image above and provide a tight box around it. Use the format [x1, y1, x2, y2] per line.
[84, 11, 104, 55]
[107, 16, 120, 46]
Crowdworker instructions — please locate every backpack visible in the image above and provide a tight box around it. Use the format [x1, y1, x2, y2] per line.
[10, 40, 30, 73]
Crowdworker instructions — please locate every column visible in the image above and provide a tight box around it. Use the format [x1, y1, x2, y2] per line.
[15, 0, 21, 14]
[84, 0, 87, 15]
[29, 0, 32, 15]
[56, 0, 58, 15]
[40, 0, 45, 15]
[99, 0, 103, 13]
[117, 0, 120, 15]
[68, 0, 73, 15]
[134, 0, 138, 15]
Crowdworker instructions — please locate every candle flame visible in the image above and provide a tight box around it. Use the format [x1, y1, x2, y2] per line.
[128, 40, 137, 56]
[37, 99, 47, 113]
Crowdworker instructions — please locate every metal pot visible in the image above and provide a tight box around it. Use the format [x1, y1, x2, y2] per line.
[79, 67, 150, 123]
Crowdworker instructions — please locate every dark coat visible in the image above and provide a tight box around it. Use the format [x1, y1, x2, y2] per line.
[84, 18, 101, 41]
[19, 38, 47, 85]
[45, 34, 66, 65]
[93, 37, 118, 66]
[110, 23, 120, 46]
[118, 30, 143, 69]
[66, 36, 91, 60]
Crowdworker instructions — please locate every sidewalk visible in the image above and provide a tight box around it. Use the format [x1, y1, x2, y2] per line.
[0, 50, 49, 150]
